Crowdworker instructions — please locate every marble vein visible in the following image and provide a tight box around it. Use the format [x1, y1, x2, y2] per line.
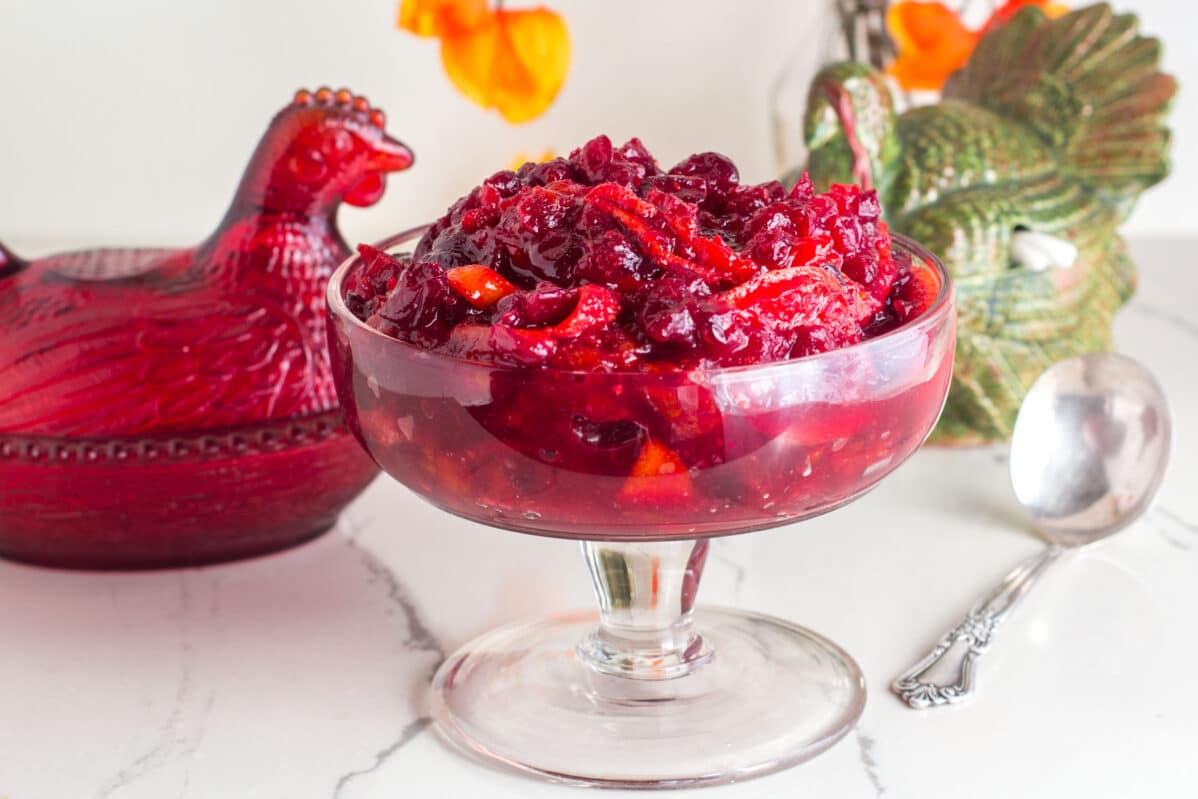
[175, 691, 216, 799]
[1152, 506, 1198, 551]
[330, 717, 432, 799]
[96, 574, 200, 799]
[339, 518, 444, 658]
[1156, 506, 1198, 535]
[1128, 302, 1198, 340]
[329, 518, 446, 797]
[855, 729, 886, 797]
[176, 573, 222, 799]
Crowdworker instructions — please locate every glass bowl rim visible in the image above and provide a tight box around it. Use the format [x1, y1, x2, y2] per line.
[326, 225, 955, 378]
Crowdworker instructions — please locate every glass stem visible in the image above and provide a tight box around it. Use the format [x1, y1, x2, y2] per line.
[579, 539, 712, 680]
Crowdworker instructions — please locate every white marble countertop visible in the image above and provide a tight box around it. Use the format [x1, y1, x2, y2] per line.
[2, 239, 1195, 798]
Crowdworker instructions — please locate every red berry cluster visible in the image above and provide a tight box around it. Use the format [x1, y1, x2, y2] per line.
[347, 135, 934, 370]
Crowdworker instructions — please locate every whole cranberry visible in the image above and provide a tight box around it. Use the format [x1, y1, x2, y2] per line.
[638, 275, 708, 346]
[669, 153, 740, 205]
[496, 283, 579, 328]
[521, 158, 579, 187]
[483, 169, 523, 198]
[368, 259, 466, 346]
[577, 229, 655, 292]
[570, 135, 656, 188]
[494, 185, 583, 284]
[643, 174, 708, 205]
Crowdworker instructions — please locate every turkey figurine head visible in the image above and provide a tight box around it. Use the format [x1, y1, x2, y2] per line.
[236, 87, 414, 217]
[803, 63, 899, 202]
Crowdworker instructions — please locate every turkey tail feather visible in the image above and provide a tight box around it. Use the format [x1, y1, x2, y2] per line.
[943, 3, 1175, 211]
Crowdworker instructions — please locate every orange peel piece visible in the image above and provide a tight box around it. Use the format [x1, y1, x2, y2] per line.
[446, 264, 518, 309]
[620, 440, 693, 504]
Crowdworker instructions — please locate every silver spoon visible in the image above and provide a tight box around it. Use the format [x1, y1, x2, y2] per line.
[893, 352, 1172, 709]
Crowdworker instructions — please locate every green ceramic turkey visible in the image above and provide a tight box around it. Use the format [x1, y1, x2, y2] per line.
[800, 3, 1176, 444]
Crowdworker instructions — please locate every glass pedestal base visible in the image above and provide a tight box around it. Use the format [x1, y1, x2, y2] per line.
[430, 606, 866, 788]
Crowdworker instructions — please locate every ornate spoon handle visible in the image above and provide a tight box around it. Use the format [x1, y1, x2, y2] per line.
[892, 546, 1065, 709]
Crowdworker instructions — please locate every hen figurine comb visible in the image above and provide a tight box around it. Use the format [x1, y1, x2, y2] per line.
[293, 86, 388, 128]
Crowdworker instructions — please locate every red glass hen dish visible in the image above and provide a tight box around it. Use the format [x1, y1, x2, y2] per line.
[0, 87, 412, 569]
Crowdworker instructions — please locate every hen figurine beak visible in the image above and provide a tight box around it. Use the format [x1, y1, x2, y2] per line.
[371, 135, 415, 173]
[345, 135, 415, 208]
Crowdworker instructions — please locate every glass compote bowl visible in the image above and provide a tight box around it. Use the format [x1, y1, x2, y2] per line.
[326, 228, 955, 788]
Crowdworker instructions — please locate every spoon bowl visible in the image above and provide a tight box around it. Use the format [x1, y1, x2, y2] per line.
[1010, 352, 1172, 546]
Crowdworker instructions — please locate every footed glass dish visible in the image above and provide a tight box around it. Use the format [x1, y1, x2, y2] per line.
[327, 228, 955, 787]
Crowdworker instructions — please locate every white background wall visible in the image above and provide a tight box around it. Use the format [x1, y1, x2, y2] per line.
[1, 0, 1194, 253]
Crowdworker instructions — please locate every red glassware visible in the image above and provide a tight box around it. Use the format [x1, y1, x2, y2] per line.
[0, 87, 409, 568]
[327, 227, 956, 787]
[0, 409, 376, 569]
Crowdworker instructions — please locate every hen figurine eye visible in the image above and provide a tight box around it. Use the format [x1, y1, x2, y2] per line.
[289, 149, 328, 183]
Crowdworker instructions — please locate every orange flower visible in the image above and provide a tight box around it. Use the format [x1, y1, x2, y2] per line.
[980, 0, 1069, 35]
[398, 1, 571, 124]
[441, 8, 571, 123]
[888, 1, 1070, 91]
[887, 2, 978, 91]
[398, 0, 488, 38]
